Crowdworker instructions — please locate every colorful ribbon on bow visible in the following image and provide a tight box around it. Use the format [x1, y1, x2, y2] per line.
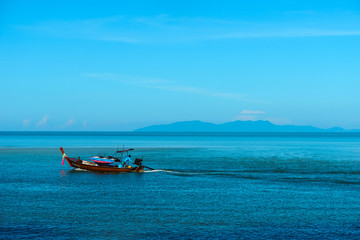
[62, 153, 66, 165]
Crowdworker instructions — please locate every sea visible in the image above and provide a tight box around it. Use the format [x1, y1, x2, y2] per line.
[1, 132, 360, 239]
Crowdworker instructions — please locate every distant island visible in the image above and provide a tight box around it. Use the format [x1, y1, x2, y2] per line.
[135, 120, 359, 132]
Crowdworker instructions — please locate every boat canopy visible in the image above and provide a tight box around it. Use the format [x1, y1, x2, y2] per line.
[90, 156, 115, 162]
[116, 148, 134, 153]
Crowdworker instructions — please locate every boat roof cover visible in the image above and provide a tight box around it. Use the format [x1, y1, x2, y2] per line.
[90, 156, 114, 162]
[116, 148, 134, 153]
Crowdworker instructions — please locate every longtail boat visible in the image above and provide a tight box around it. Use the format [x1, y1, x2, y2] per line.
[60, 147, 153, 173]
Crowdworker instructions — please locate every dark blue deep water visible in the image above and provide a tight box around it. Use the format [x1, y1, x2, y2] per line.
[1, 132, 360, 239]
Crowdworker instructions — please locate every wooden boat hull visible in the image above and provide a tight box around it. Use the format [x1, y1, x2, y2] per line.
[65, 157, 144, 173]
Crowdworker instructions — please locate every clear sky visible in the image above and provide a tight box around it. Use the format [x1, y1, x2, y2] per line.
[1, 0, 359, 131]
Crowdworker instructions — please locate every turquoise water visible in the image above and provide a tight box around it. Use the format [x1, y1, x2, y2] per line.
[1, 132, 360, 239]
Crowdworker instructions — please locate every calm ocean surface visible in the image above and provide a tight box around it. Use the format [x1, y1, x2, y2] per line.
[1, 132, 360, 239]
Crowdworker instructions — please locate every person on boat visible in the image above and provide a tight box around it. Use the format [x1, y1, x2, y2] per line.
[122, 155, 133, 167]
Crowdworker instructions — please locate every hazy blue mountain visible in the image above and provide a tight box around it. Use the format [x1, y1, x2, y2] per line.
[135, 120, 217, 132]
[134, 120, 357, 132]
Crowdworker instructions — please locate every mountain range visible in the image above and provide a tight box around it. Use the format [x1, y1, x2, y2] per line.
[135, 120, 358, 132]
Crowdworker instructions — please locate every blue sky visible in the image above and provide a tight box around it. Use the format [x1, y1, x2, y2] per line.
[1, 0, 359, 130]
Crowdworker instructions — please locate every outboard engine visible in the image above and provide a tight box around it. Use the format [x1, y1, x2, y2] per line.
[134, 158, 143, 166]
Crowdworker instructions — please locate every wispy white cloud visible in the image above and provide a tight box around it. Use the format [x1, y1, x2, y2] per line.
[240, 110, 265, 114]
[20, 16, 138, 43]
[209, 29, 360, 39]
[153, 84, 248, 100]
[37, 115, 49, 126]
[233, 111, 293, 125]
[64, 118, 76, 126]
[22, 119, 31, 127]
[282, 10, 318, 15]
[234, 110, 265, 121]
[57, 118, 76, 128]
[18, 14, 360, 43]
[83, 72, 258, 102]
[81, 72, 168, 85]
